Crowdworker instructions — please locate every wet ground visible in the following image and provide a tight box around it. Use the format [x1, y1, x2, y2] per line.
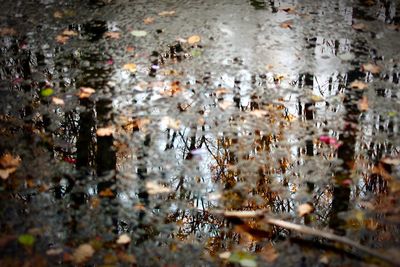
[1, 0, 400, 266]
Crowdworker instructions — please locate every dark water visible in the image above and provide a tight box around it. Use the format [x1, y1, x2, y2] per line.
[1, 0, 400, 266]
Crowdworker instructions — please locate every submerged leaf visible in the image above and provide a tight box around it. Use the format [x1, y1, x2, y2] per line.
[297, 203, 313, 217]
[123, 63, 137, 73]
[18, 234, 35, 246]
[130, 30, 147, 37]
[116, 234, 131, 245]
[73, 244, 95, 263]
[188, 35, 201, 44]
[40, 88, 54, 97]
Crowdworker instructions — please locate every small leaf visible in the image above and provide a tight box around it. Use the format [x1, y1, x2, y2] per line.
[352, 23, 367, 31]
[18, 234, 35, 246]
[381, 157, 400, 165]
[188, 35, 201, 44]
[96, 126, 114, 137]
[53, 11, 63, 19]
[62, 29, 78, 36]
[104, 31, 121, 39]
[362, 63, 381, 74]
[56, 35, 69, 44]
[229, 251, 258, 267]
[280, 20, 293, 29]
[158, 10, 176, 16]
[0, 154, 21, 169]
[350, 80, 368, 90]
[116, 234, 131, 245]
[0, 27, 17, 36]
[130, 30, 147, 37]
[146, 181, 172, 194]
[191, 48, 202, 57]
[338, 52, 355, 61]
[123, 63, 137, 73]
[143, 17, 155, 24]
[297, 203, 313, 217]
[52, 97, 65, 105]
[40, 88, 54, 97]
[358, 96, 369, 111]
[79, 87, 95, 99]
[73, 244, 95, 263]
[260, 244, 278, 263]
[99, 188, 114, 197]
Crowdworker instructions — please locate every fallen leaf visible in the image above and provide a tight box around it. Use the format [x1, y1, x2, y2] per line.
[143, 17, 155, 24]
[350, 80, 368, 90]
[146, 181, 172, 194]
[99, 188, 114, 197]
[126, 46, 135, 52]
[62, 29, 78, 36]
[56, 35, 69, 44]
[0, 168, 17, 180]
[260, 244, 278, 263]
[158, 10, 176, 16]
[218, 100, 233, 110]
[297, 203, 313, 217]
[116, 234, 131, 245]
[222, 210, 265, 218]
[228, 251, 257, 267]
[0, 27, 17, 36]
[280, 20, 293, 29]
[280, 6, 296, 14]
[187, 35, 201, 44]
[310, 94, 324, 102]
[118, 252, 137, 264]
[387, 24, 400, 31]
[362, 63, 381, 74]
[249, 110, 268, 118]
[214, 87, 230, 97]
[18, 234, 35, 246]
[358, 96, 369, 111]
[73, 244, 95, 264]
[352, 23, 367, 30]
[219, 251, 231, 259]
[46, 248, 64, 255]
[41, 88, 54, 97]
[0, 153, 21, 169]
[381, 157, 400, 165]
[161, 116, 181, 130]
[96, 126, 114, 136]
[123, 63, 137, 73]
[52, 97, 65, 105]
[53, 11, 63, 19]
[79, 87, 96, 99]
[104, 31, 121, 39]
[130, 30, 147, 37]
[338, 52, 355, 61]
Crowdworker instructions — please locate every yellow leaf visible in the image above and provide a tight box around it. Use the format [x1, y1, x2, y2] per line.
[123, 63, 137, 73]
[79, 87, 96, 99]
[62, 29, 78, 36]
[73, 244, 95, 264]
[362, 63, 381, 74]
[116, 234, 131, 245]
[188, 35, 201, 44]
[297, 203, 313, 217]
[350, 80, 368, 90]
[310, 94, 324, 102]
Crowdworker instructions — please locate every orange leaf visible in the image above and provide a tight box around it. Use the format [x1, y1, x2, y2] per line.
[143, 17, 155, 24]
[123, 63, 137, 73]
[187, 35, 201, 44]
[99, 188, 114, 197]
[78, 87, 96, 99]
[358, 96, 369, 111]
[350, 80, 368, 90]
[362, 63, 381, 74]
[297, 203, 313, 217]
[280, 20, 293, 29]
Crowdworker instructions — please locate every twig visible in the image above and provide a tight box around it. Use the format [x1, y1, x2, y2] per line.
[213, 209, 399, 266]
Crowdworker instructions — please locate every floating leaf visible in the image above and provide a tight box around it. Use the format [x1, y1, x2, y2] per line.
[146, 181, 172, 194]
[56, 35, 69, 44]
[362, 63, 381, 74]
[73, 244, 95, 263]
[116, 234, 131, 245]
[143, 17, 155, 24]
[104, 31, 121, 39]
[99, 188, 114, 197]
[229, 251, 257, 267]
[297, 203, 313, 217]
[191, 48, 202, 57]
[62, 29, 78, 36]
[350, 80, 368, 90]
[41, 88, 54, 97]
[96, 126, 114, 137]
[123, 63, 137, 73]
[18, 234, 35, 246]
[188, 35, 201, 44]
[52, 97, 65, 105]
[130, 30, 147, 37]
[358, 96, 369, 111]
[79, 87, 95, 99]
[280, 20, 293, 29]
[158, 10, 176, 16]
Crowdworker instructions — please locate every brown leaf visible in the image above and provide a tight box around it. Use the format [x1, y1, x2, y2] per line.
[99, 188, 114, 197]
[280, 20, 293, 29]
[56, 35, 69, 44]
[350, 80, 368, 90]
[79, 87, 96, 99]
[96, 127, 114, 137]
[158, 10, 176, 16]
[72, 244, 95, 264]
[352, 23, 367, 31]
[62, 29, 78, 36]
[143, 17, 155, 24]
[53, 11, 63, 19]
[52, 97, 65, 105]
[260, 244, 279, 263]
[297, 203, 313, 217]
[187, 35, 201, 44]
[358, 96, 369, 111]
[280, 6, 296, 14]
[362, 63, 381, 74]
[104, 31, 121, 39]
[381, 157, 400, 165]
[0, 27, 17, 36]
[0, 154, 21, 169]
